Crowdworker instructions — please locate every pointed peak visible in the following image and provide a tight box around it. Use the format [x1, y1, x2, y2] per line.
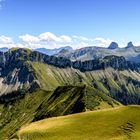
[126, 42, 134, 48]
[108, 42, 119, 49]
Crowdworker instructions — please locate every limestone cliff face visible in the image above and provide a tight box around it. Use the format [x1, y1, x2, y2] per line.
[0, 49, 39, 95]
[0, 48, 140, 95]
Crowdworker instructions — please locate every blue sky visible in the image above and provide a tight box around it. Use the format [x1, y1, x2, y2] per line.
[0, 0, 140, 49]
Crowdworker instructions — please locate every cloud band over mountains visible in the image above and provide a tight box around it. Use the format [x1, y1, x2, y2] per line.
[0, 32, 114, 49]
[0, 32, 139, 49]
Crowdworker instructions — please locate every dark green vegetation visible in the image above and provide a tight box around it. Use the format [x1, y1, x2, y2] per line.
[1, 48, 140, 105]
[18, 106, 140, 140]
[30, 61, 140, 105]
[0, 85, 120, 140]
[0, 48, 140, 139]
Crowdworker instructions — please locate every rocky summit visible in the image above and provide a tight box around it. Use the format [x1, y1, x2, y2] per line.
[108, 42, 119, 49]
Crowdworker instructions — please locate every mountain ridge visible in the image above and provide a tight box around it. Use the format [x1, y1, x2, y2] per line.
[1, 48, 140, 95]
[0, 48, 140, 105]
[35, 46, 73, 55]
[55, 42, 140, 62]
[1, 41, 140, 62]
[0, 47, 140, 139]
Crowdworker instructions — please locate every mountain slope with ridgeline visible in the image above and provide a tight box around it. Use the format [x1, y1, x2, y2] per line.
[0, 46, 140, 139]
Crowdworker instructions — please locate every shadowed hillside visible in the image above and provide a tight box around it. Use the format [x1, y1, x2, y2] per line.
[0, 85, 120, 140]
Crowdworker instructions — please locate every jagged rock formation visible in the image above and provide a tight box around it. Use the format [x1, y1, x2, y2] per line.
[126, 42, 135, 49]
[1, 48, 140, 95]
[108, 42, 119, 49]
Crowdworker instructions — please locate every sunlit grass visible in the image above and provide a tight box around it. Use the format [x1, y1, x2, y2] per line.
[18, 106, 140, 140]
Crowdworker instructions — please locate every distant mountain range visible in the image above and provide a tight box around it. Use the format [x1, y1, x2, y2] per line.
[1, 41, 140, 63]
[0, 46, 73, 55]
[0, 47, 9, 52]
[35, 46, 73, 55]
[55, 42, 140, 62]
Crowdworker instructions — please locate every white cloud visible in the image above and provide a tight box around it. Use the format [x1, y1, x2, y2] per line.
[0, 42, 26, 49]
[0, 32, 115, 50]
[19, 34, 40, 43]
[39, 32, 61, 42]
[26, 43, 60, 50]
[94, 37, 113, 47]
[60, 35, 72, 43]
[79, 36, 90, 41]
[0, 35, 13, 44]
[73, 42, 90, 49]
[133, 42, 140, 47]
[17, 32, 73, 49]
[39, 32, 72, 43]
[73, 35, 91, 41]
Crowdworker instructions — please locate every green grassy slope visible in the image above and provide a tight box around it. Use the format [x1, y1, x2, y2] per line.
[34, 85, 120, 121]
[30, 61, 140, 105]
[0, 89, 52, 139]
[0, 104, 3, 113]
[30, 61, 140, 93]
[18, 106, 140, 140]
[0, 85, 119, 140]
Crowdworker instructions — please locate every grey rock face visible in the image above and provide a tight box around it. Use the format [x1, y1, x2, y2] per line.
[108, 42, 119, 49]
[55, 42, 140, 62]
[1, 48, 140, 95]
[126, 42, 134, 48]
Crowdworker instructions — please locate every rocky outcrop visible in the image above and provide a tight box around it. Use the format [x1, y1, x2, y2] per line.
[2, 48, 140, 74]
[55, 42, 140, 62]
[108, 42, 119, 49]
[0, 51, 6, 66]
[72, 55, 140, 72]
[1, 48, 140, 95]
[125, 42, 135, 49]
[129, 54, 140, 63]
